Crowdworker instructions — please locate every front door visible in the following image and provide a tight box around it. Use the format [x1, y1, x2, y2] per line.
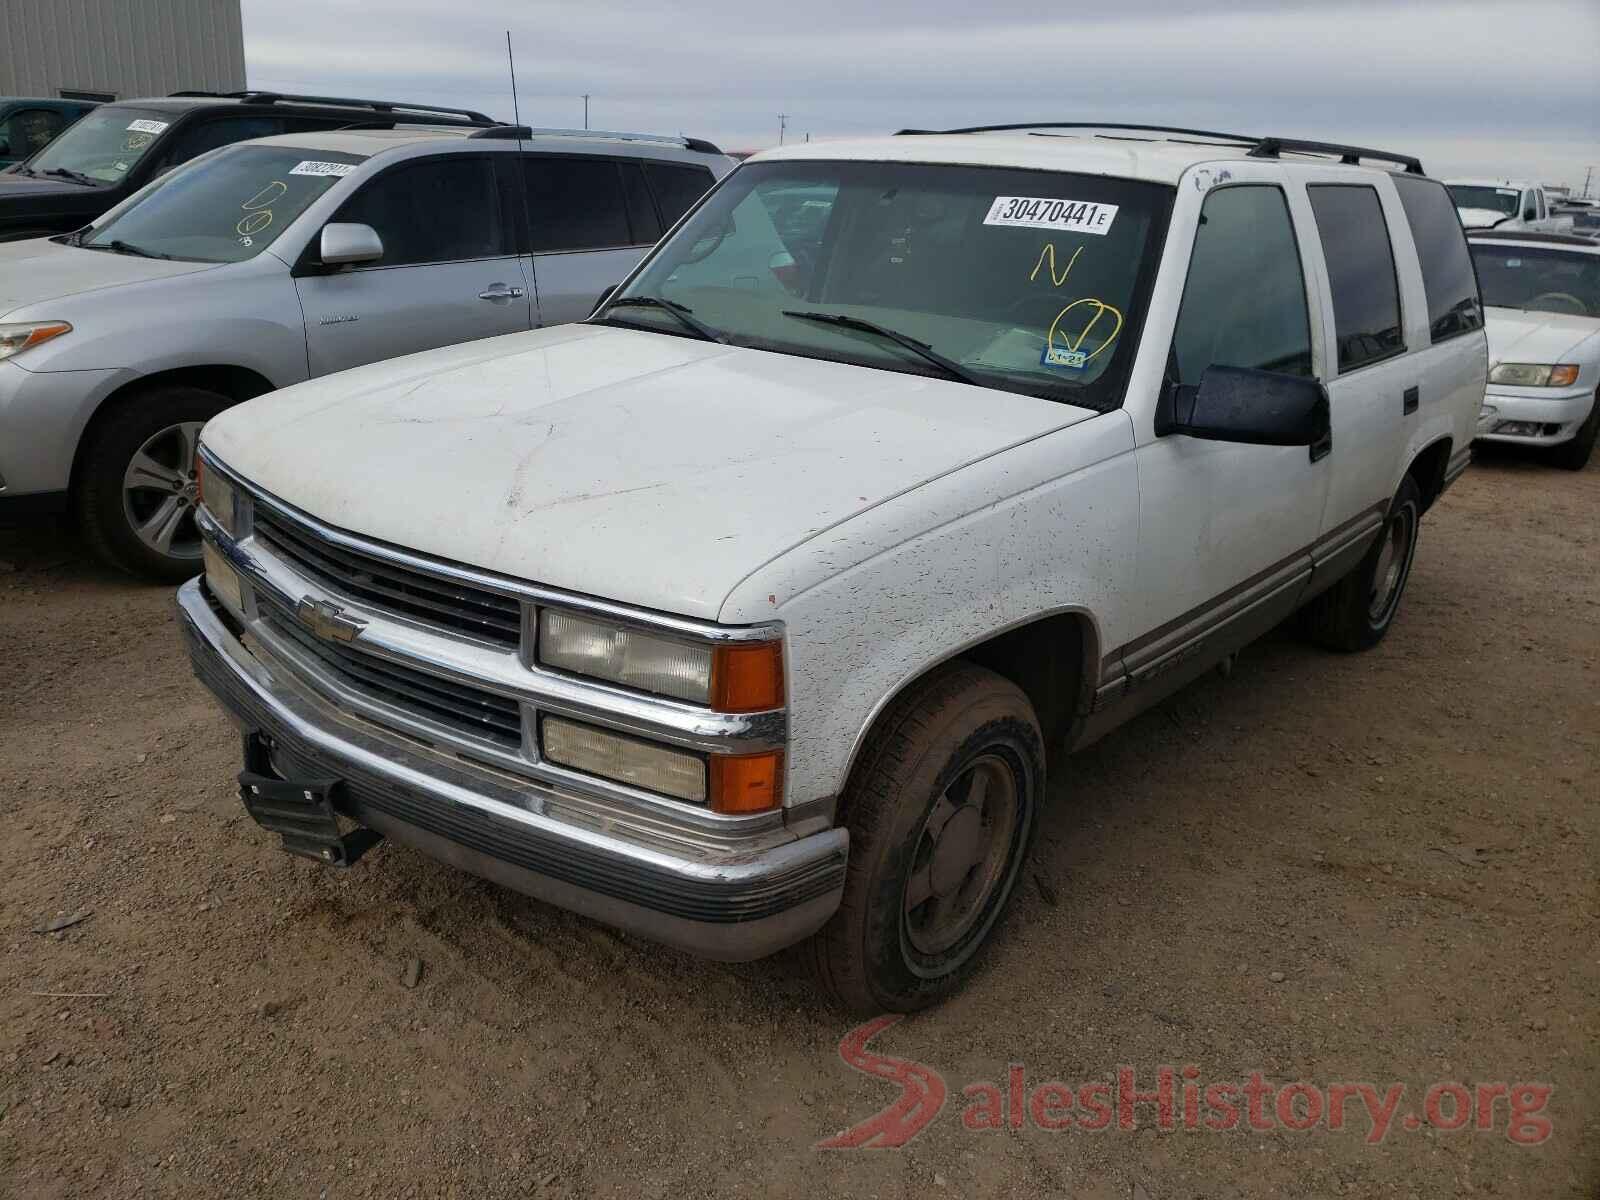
[297, 154, 532, 376]
[1125, 173, 1332, 688]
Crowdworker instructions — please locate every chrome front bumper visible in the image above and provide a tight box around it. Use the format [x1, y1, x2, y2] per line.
[177, 578, 847, 961]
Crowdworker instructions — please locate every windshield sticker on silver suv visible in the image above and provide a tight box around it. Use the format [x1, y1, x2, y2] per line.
[125, 119, 169, 135]
[984, 197, 1118, 235]
[289, 161, 357, 178]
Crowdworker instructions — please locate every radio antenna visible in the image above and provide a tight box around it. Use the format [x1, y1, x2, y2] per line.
[503, 31, 539, 320]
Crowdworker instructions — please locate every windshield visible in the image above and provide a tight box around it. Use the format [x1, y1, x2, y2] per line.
[1448, 185, 1520, 217]
[602, 160, 1172, 409]
[83, 145, 366, 263]
[24, 106, 174, 184]
[1469, 244, 1600, 318]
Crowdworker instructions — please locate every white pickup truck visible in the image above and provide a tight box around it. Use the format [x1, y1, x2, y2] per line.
[181, 125, 1485, 1011]
[1447, 178, 1573, 234]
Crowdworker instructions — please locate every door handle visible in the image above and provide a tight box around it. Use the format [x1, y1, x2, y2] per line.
[478, 284, 525, 301]
[1402, 386, 1419, 415]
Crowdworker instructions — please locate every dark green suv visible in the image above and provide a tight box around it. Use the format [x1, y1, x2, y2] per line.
[0, 98, 98, 168]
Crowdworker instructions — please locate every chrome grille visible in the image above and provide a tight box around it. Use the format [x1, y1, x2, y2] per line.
[257, 594, 523, 749]
[254, 508, 522, 647]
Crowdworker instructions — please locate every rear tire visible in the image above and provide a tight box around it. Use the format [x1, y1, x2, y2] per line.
[1301, 474, 1422, 652]
[1550, 393, 1598, 471]
[74, 386, 232, 581]
[803, 663, 1043, 1013]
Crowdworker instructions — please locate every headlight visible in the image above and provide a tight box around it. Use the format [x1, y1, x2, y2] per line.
[537, 609, 783, 711]
[196, 456, 239, 537]
[0, 321, 71, 361]
[1490, 363, 1580, 387]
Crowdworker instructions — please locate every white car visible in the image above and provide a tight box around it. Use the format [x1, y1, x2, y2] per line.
[1447, 178, 1572, 234]
[181, 126, 1485, 1011]
[1468, 231, 1600, 469]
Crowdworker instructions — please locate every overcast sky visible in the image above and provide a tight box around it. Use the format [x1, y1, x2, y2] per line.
[241, 0, 1599, 190]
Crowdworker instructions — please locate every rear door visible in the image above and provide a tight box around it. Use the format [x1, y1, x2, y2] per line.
[296, 153, 531, 376]
[519, 154, 663, 325]
[1294, 174, 1416, 566]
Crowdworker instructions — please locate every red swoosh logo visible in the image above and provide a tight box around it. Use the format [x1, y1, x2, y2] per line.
[817, 1015, 947, 1149]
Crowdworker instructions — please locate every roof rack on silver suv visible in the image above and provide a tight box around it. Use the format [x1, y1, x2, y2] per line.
[468, 125, 723, 155]
[894, 122, 1425, 174]
[168, 90, 495, 125]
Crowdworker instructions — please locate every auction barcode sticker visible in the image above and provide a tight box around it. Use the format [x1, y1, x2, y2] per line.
[983, 196, 1118, 235]
[125, 119, 169, 135]
[289, 161, 358, 178]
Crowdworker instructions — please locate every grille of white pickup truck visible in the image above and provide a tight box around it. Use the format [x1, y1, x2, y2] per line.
[255, 591, 524, 749]
[254, 508, 522, 648]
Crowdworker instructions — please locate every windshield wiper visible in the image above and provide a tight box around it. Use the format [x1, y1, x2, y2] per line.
[94, 238, 176, 261]
[782, 310, 985, 388]
[598, 295, 727, 343]
[41, 167, 98, 187]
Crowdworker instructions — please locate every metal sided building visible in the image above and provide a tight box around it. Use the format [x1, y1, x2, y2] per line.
[0, 0, 245, 101]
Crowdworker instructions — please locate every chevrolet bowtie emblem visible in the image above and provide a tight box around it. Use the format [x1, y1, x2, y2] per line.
[295, 596, 366, 643]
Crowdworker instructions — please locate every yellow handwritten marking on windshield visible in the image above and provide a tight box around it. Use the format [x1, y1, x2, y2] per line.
[1029, 243, 1082, 287]
[1047, 298, 1124, 363]
[241, 181, 288, 210]
[236, 210, 272, 237]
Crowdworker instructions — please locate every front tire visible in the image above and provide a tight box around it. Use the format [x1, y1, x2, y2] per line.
[1302, 474, 1422, 652]
[74, 386, 232, 581]
[804, 663, 1043, 1013]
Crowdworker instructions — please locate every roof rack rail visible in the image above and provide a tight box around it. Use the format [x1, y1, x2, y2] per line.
[1248, 136, 1423, 174]
[168, 90, 495, 125]
[896, 121, 1256, 143]
[468, 125, 722, 154]
[894, 122, 1426, 175]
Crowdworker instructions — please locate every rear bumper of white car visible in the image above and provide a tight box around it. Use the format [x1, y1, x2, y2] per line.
[177, 577, 848, 961]
[1476, 385, 1595, 447]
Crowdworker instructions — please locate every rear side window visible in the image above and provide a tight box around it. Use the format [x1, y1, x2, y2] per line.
[643, 161, 715, 228]
[523, 156, 630, 252]
[1307, 185, 1405, 371]
[1172, 185, 1314, 384]
[1393, 176, 1483, 343]
[336, 156, 504, 266]
[620, 162, 662, 243]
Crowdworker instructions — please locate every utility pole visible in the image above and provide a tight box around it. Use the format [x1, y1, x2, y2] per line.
[778, 113, 788, 145]
[1584, 165, 1595, 200]
[582, 94, 590, 130]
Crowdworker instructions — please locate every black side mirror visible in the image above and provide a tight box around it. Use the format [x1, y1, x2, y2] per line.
[589, 284, 618, 318]
[1156, 364, 1330, 454]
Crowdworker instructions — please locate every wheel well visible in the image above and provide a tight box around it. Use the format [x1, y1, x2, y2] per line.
[68, 365, 276, 495]
[1407, 437, 1452, 513]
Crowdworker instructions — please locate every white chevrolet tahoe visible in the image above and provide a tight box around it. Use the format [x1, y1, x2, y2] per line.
[181, 125, 1486, 1012]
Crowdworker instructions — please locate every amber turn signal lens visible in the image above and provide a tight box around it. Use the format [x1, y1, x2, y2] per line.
[710, 641, 784, 712]
[1548, 364, 1580, 387]
[709, 751, 783, 814]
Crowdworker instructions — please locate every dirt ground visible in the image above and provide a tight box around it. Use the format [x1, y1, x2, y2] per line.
[1, 444, 1596, 1200]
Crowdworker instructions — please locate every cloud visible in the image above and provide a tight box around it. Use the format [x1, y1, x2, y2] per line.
[241, 0, 1600, 184]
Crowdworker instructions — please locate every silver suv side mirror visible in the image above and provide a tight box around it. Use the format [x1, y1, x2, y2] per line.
[319, 222, 383, 267]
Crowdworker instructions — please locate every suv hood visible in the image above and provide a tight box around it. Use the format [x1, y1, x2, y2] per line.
[0, 236, 216, 316]
[1484, 306, 1599, 368]
[203, 324, 1099, 621]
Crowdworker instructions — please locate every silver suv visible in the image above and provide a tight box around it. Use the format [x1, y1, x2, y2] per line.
[0, 125, 733, 578]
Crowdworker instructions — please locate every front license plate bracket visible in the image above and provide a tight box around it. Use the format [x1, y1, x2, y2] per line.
[238, 732, 383, 867]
